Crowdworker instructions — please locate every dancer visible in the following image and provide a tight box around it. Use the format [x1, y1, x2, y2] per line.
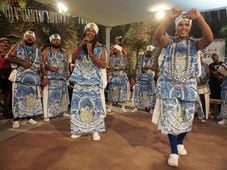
[153, 7, 213, 167]
[41, 34, 70, 121]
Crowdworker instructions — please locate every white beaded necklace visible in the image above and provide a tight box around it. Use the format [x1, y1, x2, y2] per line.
[169, 39, 191, 89]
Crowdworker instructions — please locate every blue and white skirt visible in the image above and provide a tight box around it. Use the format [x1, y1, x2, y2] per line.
[70, 84, 105, 135]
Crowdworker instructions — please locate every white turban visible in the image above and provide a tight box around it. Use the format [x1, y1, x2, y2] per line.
[24, 31, 35, 39]
[175, 12, 192, 27]
[84, 22, 99, 34]
[49, 34, 61, 42]
[113, 44, 122, 52]
[146, 45, 155, 52]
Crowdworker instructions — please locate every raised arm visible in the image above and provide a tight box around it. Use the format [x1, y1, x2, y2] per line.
[186, 8, 213, 50]
[154, 7, 182, 48]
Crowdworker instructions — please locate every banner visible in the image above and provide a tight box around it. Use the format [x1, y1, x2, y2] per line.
[202, 39, 226, 64]
[1, 5, 69, 24]
[1, 5, 90, 25]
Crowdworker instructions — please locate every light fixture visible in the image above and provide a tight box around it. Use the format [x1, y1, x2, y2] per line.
[148, 3, 171, 12]
[155, 11, 166, 20]
[57, 2, 68, 13]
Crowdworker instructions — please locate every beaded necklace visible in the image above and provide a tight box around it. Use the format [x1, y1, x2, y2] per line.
[142, 56, 152, 67]
[169, 39, 191, 89]
[24, 46, 35, 63]
[50, 47, 67, 74]
[141, 55, 152, 73]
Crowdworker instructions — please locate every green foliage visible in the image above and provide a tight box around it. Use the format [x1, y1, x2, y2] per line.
[219, 25, 227, 36]
[110, 24, 131, 44]
[219, 25, 227, 54]
[125, 23, 149, 55]
[123, 20, 160, 76]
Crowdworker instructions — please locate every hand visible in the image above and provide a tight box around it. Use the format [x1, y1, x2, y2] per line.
[22, 61, 32, 69]
[82, 35, 92, 45]
[186, 8, 201, 20]
[42, 77, 48, 87]
[170, 7, 182, 19]
[48, 66, 59, 72]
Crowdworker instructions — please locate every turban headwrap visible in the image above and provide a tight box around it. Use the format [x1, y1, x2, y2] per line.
[113, 44, 122, 52]
[175, 12, 192, 27]
[84, 22, 99, 34]
[49, 34, 61, 42]
[24, 31, 35, 39]
[146, 45, 155, 52]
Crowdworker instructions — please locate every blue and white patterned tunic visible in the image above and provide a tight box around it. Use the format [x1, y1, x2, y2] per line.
[44, 48, 69, 118]
[133, 55, 156, 108]
[108, 55, 129, 102]
[70, 44, 105, 135]
[156, 37, 199, 135]
[12, 43, 42, 118]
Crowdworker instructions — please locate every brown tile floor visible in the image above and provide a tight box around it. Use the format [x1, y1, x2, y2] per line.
[0, 108, 227, 170]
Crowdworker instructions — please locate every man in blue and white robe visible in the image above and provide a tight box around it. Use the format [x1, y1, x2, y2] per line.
[108, 44, 129, 112]
[153, 8, 213, 167]
[132, 45, 156, 113]
[5, 31, 42, 128]
[41, 34, 70, 121]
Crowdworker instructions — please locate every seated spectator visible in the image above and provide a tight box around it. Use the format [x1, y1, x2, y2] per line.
[209, 53, 223, 98]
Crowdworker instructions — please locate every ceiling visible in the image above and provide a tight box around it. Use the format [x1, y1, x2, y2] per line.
[35, 0, 227, 26]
